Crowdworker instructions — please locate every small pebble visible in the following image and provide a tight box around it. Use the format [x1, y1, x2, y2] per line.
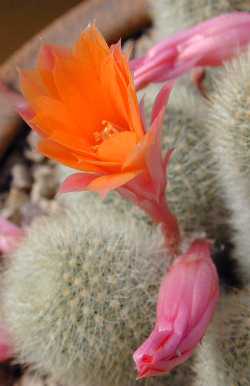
[31, 165, 59, 202]
[24, 132, 44, 163]
[11, 164, 32, 190]
[2, 188, 29, 224]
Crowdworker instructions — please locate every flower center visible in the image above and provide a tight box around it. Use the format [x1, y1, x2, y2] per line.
[92, 120, 124, 151]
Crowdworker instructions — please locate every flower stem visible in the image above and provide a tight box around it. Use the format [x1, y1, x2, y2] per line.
[144, 197, 181, 255]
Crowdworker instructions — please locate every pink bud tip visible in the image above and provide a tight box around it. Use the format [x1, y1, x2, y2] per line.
[132, 12, 250, 90]
[133, 239, 219, 378]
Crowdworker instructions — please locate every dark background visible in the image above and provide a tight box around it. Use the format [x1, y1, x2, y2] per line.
[0, 0, 82, 63]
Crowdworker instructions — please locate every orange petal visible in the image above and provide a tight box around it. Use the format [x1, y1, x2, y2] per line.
[111, 42, 130, 85]
[38, 139, 103, 173]
[87, 171, 141, 195]
[74, 24, 109, 67]
[38, 46, 59, 98]
[52, 54, 109, 142]
[75, 26, 133, 131]
[19, 25, 145, 180]
[97, 131, 137, 163]
[112, 44, 144, 138]
[122, 132, 153, 171]
[32, 113, 90, 151]
[32, 95, 72, 123]
[19, 69, 46, 105]
[59, 173, 98, 193]
[55, 25, 140, 143]
[99, 53, 131, 128]
[78, 158, 121, 174]
[30, 96, 90, 149]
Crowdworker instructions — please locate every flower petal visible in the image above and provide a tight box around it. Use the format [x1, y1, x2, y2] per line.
[97, 131, 137, 163]
[74, 24, 110, 67]
[111, 43, 144, 138]
[133, 12, 250, 89]
[38, 139, 103, 173]
[134, 240, 219, 379]
[59, 173, 98, 193]
[87, 171, 141, 196]
[122, 132, 152, 171]
[19, 69, 46, 103]
[151, 82, 173, 124]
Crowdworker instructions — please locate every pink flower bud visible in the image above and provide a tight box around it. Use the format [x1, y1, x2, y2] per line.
[133, 240, 219, 378]
[131, 12, 250, 90]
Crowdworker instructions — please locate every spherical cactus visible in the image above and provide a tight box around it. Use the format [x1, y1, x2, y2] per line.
[207, 48, 250, 282]
[3, 197, 194, 386]
[193, 288, 250, 386]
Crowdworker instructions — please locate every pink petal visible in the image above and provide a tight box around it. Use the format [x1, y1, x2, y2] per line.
[163, 148, 174, 172]
[145, 84, 174, 200]
[132, 12, 250, 89]
[178, 292, 219, 353]
[178, 25, 250, 66]
[134, 56, 200, 90]
[141, 13, 250, 58]
[139, 96, 147, 133]
[16, 104, 35, 123]
[59, 173, 98, 193]
[87, 171, 140, 198]
[190, 259, 218, 324]
[144, 83, 173, 200]
[133, 239, 219, 378]
[151, 82, 173, 124]
[130, 56, 146, 71]
[121, 172, 155, 202]
[38, 45, 56, 71]
[133, 46, 178, 79]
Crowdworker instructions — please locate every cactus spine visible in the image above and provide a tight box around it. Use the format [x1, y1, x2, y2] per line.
[207, 48, 250, 282]
[3, 197, 196, 386]
[193, 288, 250, 386]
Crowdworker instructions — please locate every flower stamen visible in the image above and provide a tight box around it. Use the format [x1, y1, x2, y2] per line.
[93, 120, 123, 146]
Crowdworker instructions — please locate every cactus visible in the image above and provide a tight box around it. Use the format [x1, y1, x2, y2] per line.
[4, 6, 250, 385]
[3, 197, 196, 386]
[206, 48, 250, 282]
[193, 287, 250, 386]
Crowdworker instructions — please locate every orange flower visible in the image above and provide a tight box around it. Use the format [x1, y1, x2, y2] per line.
[19, 25, 153, 193]
[18, 25, 181, 253]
